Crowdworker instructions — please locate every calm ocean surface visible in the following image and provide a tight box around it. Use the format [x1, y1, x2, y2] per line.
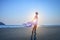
[0, 25, 60, 40]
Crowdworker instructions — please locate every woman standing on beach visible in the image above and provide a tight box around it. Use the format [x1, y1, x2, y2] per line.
[31, 12, 38, 40]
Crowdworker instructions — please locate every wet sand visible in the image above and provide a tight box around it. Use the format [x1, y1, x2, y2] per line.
[0, 26, 60, 40]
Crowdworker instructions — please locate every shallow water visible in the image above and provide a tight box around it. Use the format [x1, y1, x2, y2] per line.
[0, 25, 60, 40]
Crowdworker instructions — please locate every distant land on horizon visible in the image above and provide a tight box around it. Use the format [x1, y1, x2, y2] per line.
[0, 22, 5, 25]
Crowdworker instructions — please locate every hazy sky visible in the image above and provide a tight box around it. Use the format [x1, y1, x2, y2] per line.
[0, 0, 60, 25]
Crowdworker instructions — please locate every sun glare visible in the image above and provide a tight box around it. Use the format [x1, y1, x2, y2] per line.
[27, 9, 43, 28]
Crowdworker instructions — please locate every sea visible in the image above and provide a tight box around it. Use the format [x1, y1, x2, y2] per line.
[0, 25, 60, 40]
